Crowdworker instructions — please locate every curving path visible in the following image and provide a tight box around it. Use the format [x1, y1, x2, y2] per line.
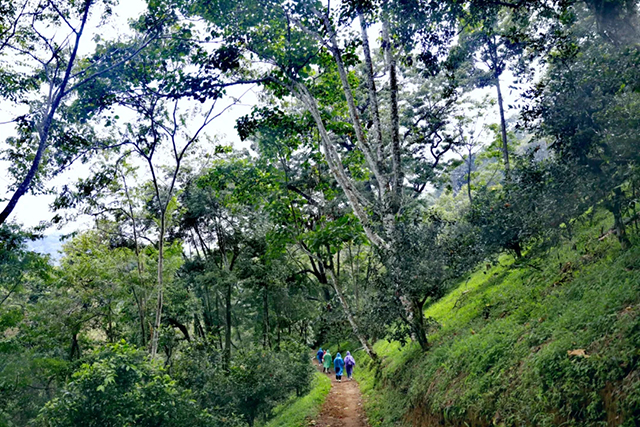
[312, 361, 369, 427]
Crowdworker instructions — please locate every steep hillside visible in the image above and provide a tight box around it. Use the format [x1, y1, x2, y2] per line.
[358, 212, 640, 426]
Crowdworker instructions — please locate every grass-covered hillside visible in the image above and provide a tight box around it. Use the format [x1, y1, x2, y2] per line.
[260, 371, 331, 427]
[357, 212, 640, 426]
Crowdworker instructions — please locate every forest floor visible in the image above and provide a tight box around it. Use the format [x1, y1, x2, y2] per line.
[311, 362, 369, 427]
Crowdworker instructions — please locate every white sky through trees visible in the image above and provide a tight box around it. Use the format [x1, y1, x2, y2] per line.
[0, 0, 256, 232]
[0, 0, 520, 238]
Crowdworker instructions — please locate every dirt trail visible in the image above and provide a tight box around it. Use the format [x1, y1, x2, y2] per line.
[312, 360, 369, 427]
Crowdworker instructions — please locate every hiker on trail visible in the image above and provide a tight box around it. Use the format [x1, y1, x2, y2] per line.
[344, 351, 356, 380]
[334, 352, 345, 382]
[322, 350, 332, 373]
[316, 348, 324, 366]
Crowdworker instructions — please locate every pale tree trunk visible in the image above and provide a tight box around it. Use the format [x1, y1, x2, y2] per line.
[467, 146, 473, 204]
[293, 82, 389, 250]
[121, 171, 148, 348]
[495, 75, 510, 174]
[0, 0, 157, 225]
[358, 12, 384, 167]
[321, 13, 385, 189]
[150, 216, 165, 359]
[263, 284, 271, 349]
[225, 279, 232, 368]
[291, 11, 428, 352]
[383, 21, 403, 210]
[326, 268, 377, 362]
[0, 1, 92, 225]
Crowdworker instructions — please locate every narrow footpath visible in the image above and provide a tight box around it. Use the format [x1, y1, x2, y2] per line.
[312, 360, 369, 427]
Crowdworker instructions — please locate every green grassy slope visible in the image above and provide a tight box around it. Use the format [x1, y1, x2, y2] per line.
[261, 371, 331, 427]
[358, 213, 640, 426]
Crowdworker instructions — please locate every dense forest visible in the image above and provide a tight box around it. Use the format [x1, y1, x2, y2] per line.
[1, 0, 639, 426]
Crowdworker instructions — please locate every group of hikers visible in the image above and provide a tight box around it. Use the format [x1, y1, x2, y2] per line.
[316, 348, 356, 382]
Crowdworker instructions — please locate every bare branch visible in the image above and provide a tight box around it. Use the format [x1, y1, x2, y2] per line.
[47, 0, 78, 34]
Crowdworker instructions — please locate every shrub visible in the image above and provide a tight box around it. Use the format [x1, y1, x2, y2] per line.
[38, 341, 214, 427]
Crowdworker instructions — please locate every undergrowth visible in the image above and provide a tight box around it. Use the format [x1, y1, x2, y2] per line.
[358, 211, 640, 426]
[261, 371, 331, 427]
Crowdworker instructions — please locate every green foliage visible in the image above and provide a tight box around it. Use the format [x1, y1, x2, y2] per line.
[3, 1, 640, 426]
[173, 341, 314, 426]
[261, 372, 331, 427]
[358, 213, 640, 426]
[0, 225, 59, 426]
[228, 345, 314, 425]
[468, 149, 595, 258]
[38, 341, 214, 427]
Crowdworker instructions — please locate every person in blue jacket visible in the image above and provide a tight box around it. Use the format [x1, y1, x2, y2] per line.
[316, 348, 324, 366]
[333, 352, 345, 382]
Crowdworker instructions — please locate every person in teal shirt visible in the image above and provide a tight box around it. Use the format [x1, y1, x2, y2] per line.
[322, 350, 332, 373]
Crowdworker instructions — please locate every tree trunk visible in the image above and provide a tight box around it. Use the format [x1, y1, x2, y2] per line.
[216, 292, 224, 351]
[326, 268, 378, 361]
[467, 147, 473, 204]
[0, 0, 93, 225]
[122, 171, 147, 348]
[495, 75, 510, 174]
[512, 241, 523, 259]
[224, 280, 232, 369]
[293, 82, 389, 250]
[131, 287, 147, 348]
[277, 323, 281, 350]
[194, 313, 206, 341]
[263, 284, 270, 349]
[348, 244, 360, 314]
[411, 299, 429, 351]
[69, 331, 80, 361]
[612, 187, 631, 250]
[358, 12, 383, 163]
[107, 303, 114, 343]
[383, 21, 403, 208]
[150, 217, 165, 358]
[167, 317, 191, 341]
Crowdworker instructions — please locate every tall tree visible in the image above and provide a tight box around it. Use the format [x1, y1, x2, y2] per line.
[191, 0, 462, 349]
[455, 9, 530, 174]
[237, 102, 379, 358]
[0, 0, 165, 225]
